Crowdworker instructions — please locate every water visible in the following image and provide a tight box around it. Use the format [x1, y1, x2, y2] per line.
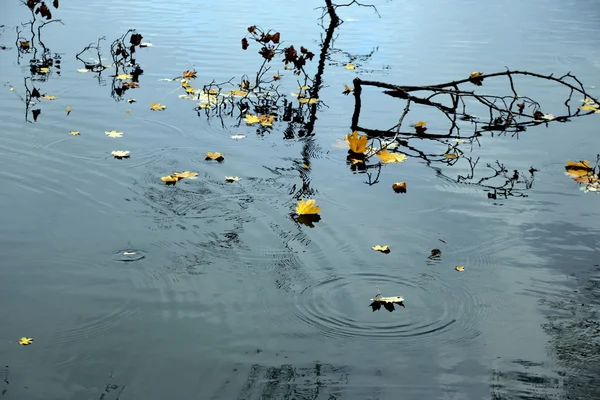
[1, 0, 599, 399]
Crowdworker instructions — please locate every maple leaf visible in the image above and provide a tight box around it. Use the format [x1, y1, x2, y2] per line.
[69, 131, 80, 135]
[372, 245, 391, 253]
[111, 150, 130, 159]
[345, 131, 368, 153]
[150, 103, 166, 111]
[161, 175, 179, 185]
[105, 130, 124, 138]
[392, 182, 407, 193]
[376, 148, 407, 163]
[205, 152, 224, 161]
[19, 337, 33, 345]
[296, 199, 320, 215]
[225, 176, 240, 182]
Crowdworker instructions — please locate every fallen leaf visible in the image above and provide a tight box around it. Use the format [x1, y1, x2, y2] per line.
[116, 73, 133, 80]
[77, 68, 89, 73]
[69, 131, 80, 135]
[444, 153, 459, 159]
[298, 97, 319, 104]
[161, 175, 179, 185]
[372, 245, 391, 253]
[207, 88, 219, 95]
[455, 265, 465, 272]
[39, 67, 50, 73]
[19, 337, 33, 345]
[565, 160, 593, 177]
[66, 106, 71, 116]
[414, 121, 426, 128]
[205, 152, 224, 161]
[122, 81, 139, 88]
[345, 131, 368, 153]
[302, 164, 309, 169]
[150, 103, 166, 111]
[225, 89, 249, 97]
[345, 63, 356, 70]
[342, 84, 354, 95]
[105, 130, 124, 138]
[42, 94, 57, 100]
[172, 171, 198, 179]
[296, 199, 320, 215]
[469, 72, 484, 85]
[369, 296, 404, 312]
[579, 104, 600, 112]
[392, 182, 407, 193]
[273, 73, 281, 80]
[231, 134, 246, 140]
[244, 114, 275, 127]
[376, 148, 407, 163]
[284, 65, 293, 70]
[125, 109, 131, 115]
[183, 70, 197, 79]
[225, 176, 240, 182]
[470, 72, 482, 78]
[111, 150, 130, 159]
[299, 85, 311, 90]
[19, 41, 30, 49]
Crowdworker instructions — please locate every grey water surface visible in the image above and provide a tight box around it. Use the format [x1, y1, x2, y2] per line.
[1, 0, 599, 399]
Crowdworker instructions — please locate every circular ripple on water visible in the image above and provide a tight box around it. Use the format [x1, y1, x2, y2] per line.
[292, 271, 494, 345]
[112, 249, 147, 262]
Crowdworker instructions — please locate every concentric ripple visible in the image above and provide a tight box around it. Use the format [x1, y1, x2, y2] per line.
[292, 271, 493, 345]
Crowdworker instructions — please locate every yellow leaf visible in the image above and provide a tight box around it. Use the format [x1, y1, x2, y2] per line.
[205, 152, 224, 161]
[414, 121, 427, 128]
[345, 63, 356, 70]
[455, 265, 465, 272]
[345, 131, 368, 153]
[372, 245, 391, 253]
[244, 115, 260, 124]
[181, 80, 191, 88]
[565, 160, 594, 179]
[183, 70, 197, 78]
[299, 85, 311, 90]
[111, 150, 130, 159]
[198, 103, 213, 109]
[444, 153, 459, 159]
[273, 73, 281, 80]
[470, 72, 482, 78]
[225, 176, 240, 182]
[9, 87, 14, 91]
[185, 87, 196, 94]
[579, 104, 599, 111]
[298, 97, 319, 104]
[66, 106, 71, 116]
[69, 131, 80, 135]
[161, 175, 179, 184]
[296, 199, 320, 215]
[392, 182, 407, 193]
[350, 158, 364, 165]
[376, 148, 407, 163]
[19, 337, 33, 345]
[207, 88, 219, 95]
[105, 130, 124, 138]
[39, 67, 50, 73]
[302, 164, 309, 169]
[42, 95, 57, 100]
[150, 103, 166, 111]
[125, 109, 131, 115]
[244, 114, 275, 127]
[172, 171, 198, 179]
[343, 84, 354, 93]
[284, 65, 293, 70]
[116, 74, 133, 80]
[77, 68, 89, 73]
[225, 89, 249, 97]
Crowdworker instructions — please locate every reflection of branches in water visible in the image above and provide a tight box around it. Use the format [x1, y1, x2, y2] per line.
[75, 36, 109, 86]
[348, 69, 598, 197]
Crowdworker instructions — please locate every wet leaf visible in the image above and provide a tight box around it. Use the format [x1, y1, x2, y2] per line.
[160, 175, 179, 185]
[150, 103, 166, 111]
[345, 63, 356, 70]
[172, 171, 198, 179]
[299, 85, 311, 90]
[205, 152, 224, 161]
[225, 176, 240, 182]
[231, 134, 246, 140]
[298, 97, 319, 104]
[369, 296, 404, 312]
[105, 130, 124, 138]
[455, 265, 465, 272]
[392, 182, 407, 193]
[19, 337, 33, 345]
[69, 131, 80, 135]
[342, 84, 354, 95]
[123, 251, 136, 255]
[372, 245, 391, 253]
[116, 73, 132, 80]
[183, 70, 197, 79]
[66, 106, 71, 116]
[284, 65, 293, 70]
[565, 160, 593, 177]
[296, 199, 320, 215]
[376, 148, 407, 163]
[42, 94, 57, 100]
[345, 131, 368, 154]
[111, 150, 130, 159]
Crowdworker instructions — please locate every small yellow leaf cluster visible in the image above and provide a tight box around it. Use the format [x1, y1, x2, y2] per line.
[150, 103, 166, 111]
[345, 131, 368, 154]
[205, 152, 225, 161]
[160, 171, 198, 185]
[372, 245, 391, 253]
[376, 148, 407, 164]
[579, 98, 600, 113]
[19, 337, 33, 345]
[345, 63, 356, 70]
[296, 199, 320, 215]
[244, 114, 276, 127]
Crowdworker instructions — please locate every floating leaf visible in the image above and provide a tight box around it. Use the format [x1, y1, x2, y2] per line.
[302, 164, 309, 169]
[392, 182, 407, 193]
[42, 94, 57, 100]
[565, 160, 593, 177]
[111, 150, 130, 159]
[39, 67, 50, 73]
[273, 73, 281, 80]
[298, 85, 311, 90]
[345, 63, 356, 70]
[414, 121, 426, 128]
[116, 73, 133, 80]
[69, 131, 80, 135]
[205, 152, 224, 161]
[342, 84, 354, 95]
[244, 114, 275, 127]
[298, 97, 319, 104]
[76, 68, 88, 73]
[444, 153, 459, 159]
[183, 70, 197, 79]
[19, 337, 33, 345]
[126, 98, 136, 103]
[160, 175, 179, 185]
[345, 131, 368, 154]
[66, 106, 71, 116]
[469, 72, 484, 85]
[376, 148, 407, 163]
[369, 296, 404, 312]
[105, 130, 124, 138]
[284, 65, 293, 70]
[19, 41, 30, 49]
[372, 245, 391, 253]
[231, 134, 246, 140]
[455, 265, 465, 272]
[225, 176, 240, 182]
[172, 171, 198, 179]
[296, 199, 320, 215]
[150, 103, 166, 111]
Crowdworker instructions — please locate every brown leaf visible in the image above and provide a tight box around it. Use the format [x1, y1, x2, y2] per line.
[241, 38, 249, 50]
[53, 0, 58, 8]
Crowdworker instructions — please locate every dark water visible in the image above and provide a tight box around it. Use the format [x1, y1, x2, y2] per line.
[1, 0, 599, 399]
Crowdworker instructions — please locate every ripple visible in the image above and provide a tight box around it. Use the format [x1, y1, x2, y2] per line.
[112, 249, 147, 262]
[291, 271, 501, 345]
